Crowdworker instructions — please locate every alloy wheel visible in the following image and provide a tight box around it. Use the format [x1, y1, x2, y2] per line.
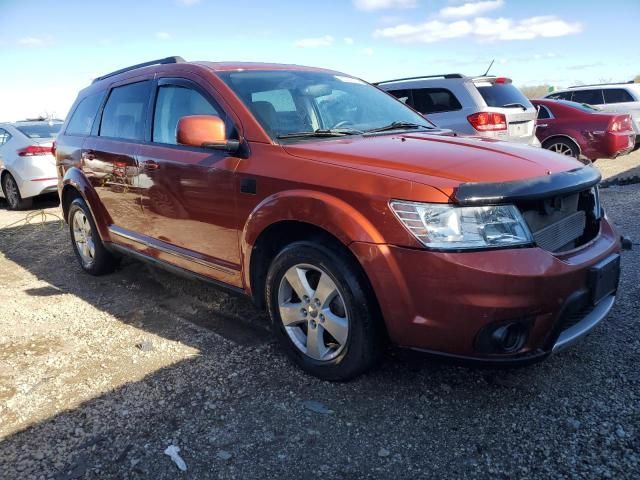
[549, 142, 575, 156]
[277, 263, 349, 362]
[72, 210, 96, 267]
[4, 176, 19, 207]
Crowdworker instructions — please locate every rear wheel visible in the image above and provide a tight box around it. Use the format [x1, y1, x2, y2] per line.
[266, 241, 382, 381]
[542, 138, 580, 159]
[2, 173, 33, 210]
[68, 198, 119, 275]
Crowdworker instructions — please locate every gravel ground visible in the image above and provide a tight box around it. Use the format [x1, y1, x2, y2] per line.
[0, 179, 639, 479]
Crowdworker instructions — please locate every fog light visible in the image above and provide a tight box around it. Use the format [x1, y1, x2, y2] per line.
[475, 320, 531, 354]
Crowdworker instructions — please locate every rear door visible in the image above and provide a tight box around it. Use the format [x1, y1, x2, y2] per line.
[474, 79, 537, 144]
[82, 78, 152, 233]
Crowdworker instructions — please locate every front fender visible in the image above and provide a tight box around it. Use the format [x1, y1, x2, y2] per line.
[240, 189, 387, 287]
[62, 167, 112, 241]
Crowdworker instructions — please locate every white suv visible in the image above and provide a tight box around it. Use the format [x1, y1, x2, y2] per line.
[377, 74, 540, 146]
[544, 82, 640, 151]
[0, 119, 63, 210]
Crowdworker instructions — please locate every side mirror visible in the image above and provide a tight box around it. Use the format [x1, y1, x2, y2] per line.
[176, 115, 240, 153]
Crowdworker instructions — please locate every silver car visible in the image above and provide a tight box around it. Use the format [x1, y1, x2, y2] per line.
[376, 74, 540, 146]
[544, 82, 640, 151]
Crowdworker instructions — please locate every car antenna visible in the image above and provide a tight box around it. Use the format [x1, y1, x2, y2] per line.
[482, 59, 495, 77]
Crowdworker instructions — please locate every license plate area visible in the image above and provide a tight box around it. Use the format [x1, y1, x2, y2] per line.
[588, 254, 620, 305]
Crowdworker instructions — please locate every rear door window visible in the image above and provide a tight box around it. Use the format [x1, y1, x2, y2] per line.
[99, 81, 151, 140]
[153, 85, 220, 144]
[66, 92, 105, 136]
[571, 89, 604, 105]
[476, 83, 533, 108]
[411, 88, 462, 113]
[603, 88, 635, 104]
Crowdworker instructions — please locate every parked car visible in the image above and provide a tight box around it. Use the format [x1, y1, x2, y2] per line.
[376, 74, 541, 146]
[544, 82, 640, 151]
[56, 57, 621, 381]
[0, 119, 63, 209]
[532, 99, 636, 161]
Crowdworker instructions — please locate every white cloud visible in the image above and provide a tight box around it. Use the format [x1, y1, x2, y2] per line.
[294, 35, 334, 48]
[177, 0, 201, 5]
[440, 0, 504, 18]
[362, 47, 375, 56]
[374, 16, 583, 43]
[344, 37, 355, 45]
[156, 32, 172, 40]
[353, 0, 417, 11]
[18, 37, 47, 47]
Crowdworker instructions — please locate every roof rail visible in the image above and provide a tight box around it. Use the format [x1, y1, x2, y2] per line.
[92, 56, 185, 84]
[568, 80, 634, 89]
[374, 73, 464, 86]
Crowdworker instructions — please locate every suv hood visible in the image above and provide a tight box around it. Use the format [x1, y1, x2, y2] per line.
[282, 132, 581, 191]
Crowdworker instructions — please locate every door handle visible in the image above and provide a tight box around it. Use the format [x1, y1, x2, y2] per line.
[537, 123, 548, 128]
[142, 160, 159, 171]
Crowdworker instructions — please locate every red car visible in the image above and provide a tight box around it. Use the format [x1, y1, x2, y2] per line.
[55, 58, 622, 380]
[532, 99, 635, 161]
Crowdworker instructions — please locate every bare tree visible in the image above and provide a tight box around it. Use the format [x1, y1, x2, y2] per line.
[635, 74, 640, 83]
[519, 85, 551, 99]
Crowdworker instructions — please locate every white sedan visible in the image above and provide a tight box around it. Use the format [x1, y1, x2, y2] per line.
[0, 119, 63, 210]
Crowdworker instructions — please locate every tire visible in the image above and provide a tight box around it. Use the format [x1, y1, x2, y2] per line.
[2, 173, 33, 210]
[542, 138, 580, 159]
[265, 241, 383, 381]
[68, 197, 119, 275]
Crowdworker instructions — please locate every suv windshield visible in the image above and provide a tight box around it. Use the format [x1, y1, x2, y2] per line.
[15, 122, 63, 139]
[475, 83, 533, 109]
[219, 70, 433, 140]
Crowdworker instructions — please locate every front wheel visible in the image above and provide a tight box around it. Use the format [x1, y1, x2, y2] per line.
[266, 241, 383, 381]
[68, 198, 119, 275]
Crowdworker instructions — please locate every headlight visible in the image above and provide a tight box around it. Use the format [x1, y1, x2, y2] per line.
[389, 200, 533, 250]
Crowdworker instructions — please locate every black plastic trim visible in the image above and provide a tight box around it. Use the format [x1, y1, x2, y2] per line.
[454, 166, 601, 205]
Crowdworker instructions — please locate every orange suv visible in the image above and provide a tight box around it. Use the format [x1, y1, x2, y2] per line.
[56, 57, 621, 380]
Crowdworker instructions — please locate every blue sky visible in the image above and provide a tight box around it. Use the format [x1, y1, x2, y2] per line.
[1, 0, 638, 120]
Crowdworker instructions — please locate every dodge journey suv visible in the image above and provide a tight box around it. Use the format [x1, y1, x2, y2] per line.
[56, 57, 621, 380]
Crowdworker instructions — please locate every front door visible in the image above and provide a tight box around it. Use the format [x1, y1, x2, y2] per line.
[136, 77, 242, 285]
[82, 79, 152, 233]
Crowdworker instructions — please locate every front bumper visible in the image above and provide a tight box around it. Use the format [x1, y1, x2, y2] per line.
[350, 217, 621, 362]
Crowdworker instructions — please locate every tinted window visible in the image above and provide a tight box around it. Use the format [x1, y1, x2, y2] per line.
[548, 91, 572, 101]
[537, 105, 551, 119]
[153, 85, 220, 144]
[66, 92, 104, 136]
[603, 88, 635, 103]
[477, 83, 533, 108]
[411, 88, 462, 113]
[0, 128, 11, 145]
[100, 81, 151, 140]
[571, 89, 604, 105]
[15, 122, 62, 139]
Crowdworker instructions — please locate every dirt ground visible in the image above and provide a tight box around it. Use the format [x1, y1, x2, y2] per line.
[1, 151, 639, 479]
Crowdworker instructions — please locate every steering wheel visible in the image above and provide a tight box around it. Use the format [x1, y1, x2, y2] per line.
[332, 120, 354, 129]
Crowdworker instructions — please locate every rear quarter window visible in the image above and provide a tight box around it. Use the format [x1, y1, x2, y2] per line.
[603, 88, 636, 103]
[66, 92, 105, 136]
[476, 83, 533, 108]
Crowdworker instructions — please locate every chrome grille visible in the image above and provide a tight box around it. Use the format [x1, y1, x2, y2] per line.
[532, 210, 586, 252]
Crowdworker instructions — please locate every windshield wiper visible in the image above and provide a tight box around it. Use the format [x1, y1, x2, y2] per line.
[364, 121, 434, 135]
[502, 103, 528, 110]
[276, 128, 363, 140]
